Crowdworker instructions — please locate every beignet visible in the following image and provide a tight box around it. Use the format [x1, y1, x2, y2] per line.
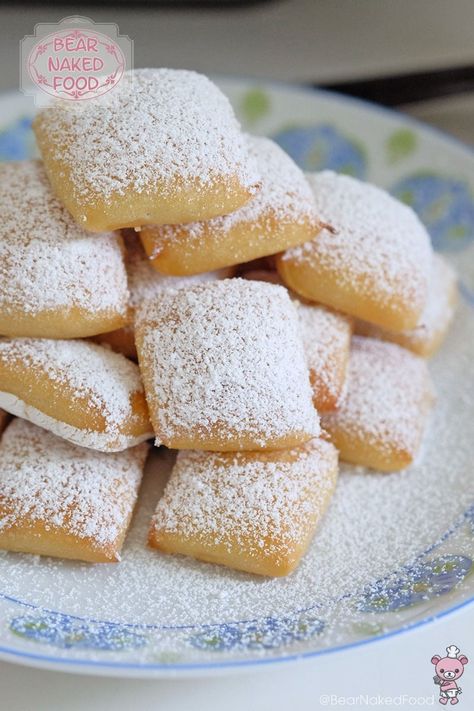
[0, 161, 128, 339]
[149, 438, 338, 576]
[140, 135, 320, 275]
[0, 419, 148, 562]
[136, 279, 319, 451]
[277, 171, 433, 331]
[0, 338, 153, 452]
[355, 254, 457, 357]
[34, 69, 259, 232]
[321, 336, 434, 471]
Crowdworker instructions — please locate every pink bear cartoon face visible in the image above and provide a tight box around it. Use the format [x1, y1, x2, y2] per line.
[431, 646, 468, 705]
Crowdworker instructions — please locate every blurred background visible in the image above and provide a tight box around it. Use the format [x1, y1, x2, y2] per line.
[0, 0, 473, 142]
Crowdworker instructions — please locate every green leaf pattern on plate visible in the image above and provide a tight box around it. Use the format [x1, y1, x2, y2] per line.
[387, 128, 417, 163]
[240, 88, 271, 124]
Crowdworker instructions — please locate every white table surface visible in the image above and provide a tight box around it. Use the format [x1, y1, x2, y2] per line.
[0, 2, 473, 708]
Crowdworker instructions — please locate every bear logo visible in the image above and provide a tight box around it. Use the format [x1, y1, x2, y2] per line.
[432, 645, 468, 705]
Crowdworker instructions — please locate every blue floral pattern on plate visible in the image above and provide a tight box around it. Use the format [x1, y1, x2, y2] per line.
[0, 117, 35, 160]
[188, 614, 324, 652]
[10, 611, 148, 651]
[357, 555, 473, 613]
[273, 124, 367, 178]
[391, 173, 474, 251]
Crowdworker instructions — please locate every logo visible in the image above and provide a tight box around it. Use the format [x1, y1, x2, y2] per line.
[431, 645, 469, 705]
[20, 16, 133, 103]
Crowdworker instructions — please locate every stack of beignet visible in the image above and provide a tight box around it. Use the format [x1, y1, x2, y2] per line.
[0, 68, 456, 576]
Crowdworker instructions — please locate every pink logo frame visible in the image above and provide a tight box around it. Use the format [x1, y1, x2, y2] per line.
[21, 17, 132, 103]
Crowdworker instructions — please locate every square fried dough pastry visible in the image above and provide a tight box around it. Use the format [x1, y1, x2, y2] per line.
[33, 69, 259, 232]
[0, 161, 128, 339]
[149, 438, 338, 577]
[140, 135, 320, 276]
[0, 338, 153, 452]
[243, 270, 352, 411]
[276, 171, 433, 331]
[298, 302, 352, 412]
[136, 279, 319, 451]
[96, 233, 233, 360]
[355, 254, 458, 358]
[0, 419, 148, 562]
[321, 337, 434, 472]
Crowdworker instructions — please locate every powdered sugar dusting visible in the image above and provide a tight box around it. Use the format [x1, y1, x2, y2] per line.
[124, 234, 231, 311]
[0, 300, 470, 633]
[0, 295, 471, 640]
[357, 254, 458, 353]
[283, 171, 432, 311]
[0, 394, 150, 453]
[297, 303, 352, 407]
[0, 339, 152, 450]
[0, 161, 128, 317]
[242, 269, 352, 408]
[152, 439, 337, 560]
[322, 336, 433, 456]
[34, 69, 259, 204]
[0, 419, 147, 548]
[136, 279, 319, 447]
[151, 135, 316, 247]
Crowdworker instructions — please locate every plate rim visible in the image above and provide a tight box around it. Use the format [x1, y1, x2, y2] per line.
[221, 73, 474, 156]
[0, 78, 473, 677]
[0, 596, 473, 678]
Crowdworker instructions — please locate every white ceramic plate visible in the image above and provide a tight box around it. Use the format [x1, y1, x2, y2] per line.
[0, 78, 473, 678]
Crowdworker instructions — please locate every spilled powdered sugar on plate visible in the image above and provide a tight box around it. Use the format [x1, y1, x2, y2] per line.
[0, 301, 472, 646]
